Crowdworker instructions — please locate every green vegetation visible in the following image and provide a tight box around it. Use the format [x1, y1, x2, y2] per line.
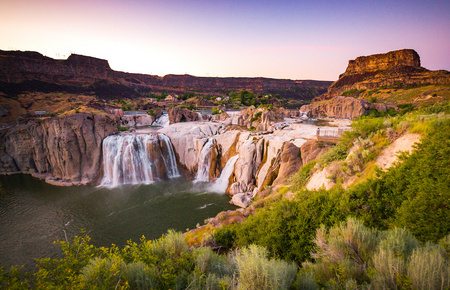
[0, 231, 300, 289]
[211, 108, 222, 115]
[214, 102, 449, 285]
[297, 218, 449, 289]
[2, 97, 449, 288]
[117, 126, 129, 131]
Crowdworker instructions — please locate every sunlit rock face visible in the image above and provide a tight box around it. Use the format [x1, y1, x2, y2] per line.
[0, 113, 119, 185]
[324, 49, 450, 98]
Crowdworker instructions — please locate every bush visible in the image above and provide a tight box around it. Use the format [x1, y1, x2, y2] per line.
[304, 218, 450, 289]
[81, 257, 126, 288]
[235, 245, 297, 290]
[211, 108, 222, 115]
[117, 126, 129, 131]
[407, 243, 449, 289]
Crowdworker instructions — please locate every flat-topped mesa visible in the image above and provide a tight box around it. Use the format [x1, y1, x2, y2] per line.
[324, 49, 450, 98]
[344, 49, 420, 75]
[66, 54, 111, 70]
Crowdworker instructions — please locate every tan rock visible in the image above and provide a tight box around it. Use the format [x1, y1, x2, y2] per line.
[272, 142, 302, 186]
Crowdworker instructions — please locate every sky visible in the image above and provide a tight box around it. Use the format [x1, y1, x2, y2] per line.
[1, 0, 449, 81]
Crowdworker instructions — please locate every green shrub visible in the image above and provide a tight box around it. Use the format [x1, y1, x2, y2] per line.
[125, 261, 157, 290]
[235, 244, 297, 290]
[342, 89, 359, 96]
[290, 161, 316, 191]
[211, 108, 222, 115]
[81, 257, 126, 288]
[316, 143, 349, 168]
[407, 243, 449, 289]
[117, 126, 129, 131]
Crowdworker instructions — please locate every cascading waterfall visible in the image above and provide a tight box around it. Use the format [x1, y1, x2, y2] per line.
[158, 133, 180, 178]
[100, 133, 180, 187]
[209, 155, 239, 193]
[153, 114, 169, 127]
[193, 138, 214, 182]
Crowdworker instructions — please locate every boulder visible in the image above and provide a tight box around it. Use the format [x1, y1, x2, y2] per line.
[306, 96, 370, 119]
[272, 142, 302, 186]
[300, 139, 332, 165]
[167, 107, 210, 124]
[230, 193, 253, 208]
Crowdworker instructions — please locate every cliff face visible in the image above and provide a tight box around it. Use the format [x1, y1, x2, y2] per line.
[0, 113, 118, 185]
[344, 49, 420, 74]
[0, 50, 331, 96]
[325, 49, 450, 98]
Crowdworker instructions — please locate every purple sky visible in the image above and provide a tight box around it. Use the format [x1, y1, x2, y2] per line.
[1, 0, 449, 80]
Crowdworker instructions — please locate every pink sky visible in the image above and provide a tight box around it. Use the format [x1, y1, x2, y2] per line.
[1, 0, 449, 81]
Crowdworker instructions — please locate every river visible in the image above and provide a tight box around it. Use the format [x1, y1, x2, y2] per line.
[0, 174, 236, 271]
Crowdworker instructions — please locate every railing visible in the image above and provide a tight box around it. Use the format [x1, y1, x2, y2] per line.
[316, 128, 351, 138]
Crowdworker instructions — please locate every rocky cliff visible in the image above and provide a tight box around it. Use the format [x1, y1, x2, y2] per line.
[0, 113, 118, 185]
[325, 49, 450, 98]
[0, 50, 331, 97]
[300, 96, 398, 119]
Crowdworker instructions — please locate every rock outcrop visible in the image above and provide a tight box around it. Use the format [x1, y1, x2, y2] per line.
[158, 122, 220, 175]
[300, 96, 399, 119]
[167, 107, 211, 124]
[324, 49, 450, 98]
[229, 106, 295, 131]
[0, 113, 118, 185]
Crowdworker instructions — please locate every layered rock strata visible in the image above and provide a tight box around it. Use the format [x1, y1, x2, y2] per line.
[324, 49, 450, 98]
[0, 113, 118, 185]
[300, 96, 398, 119]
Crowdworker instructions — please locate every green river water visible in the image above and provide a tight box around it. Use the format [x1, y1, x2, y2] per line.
[0, 174, 236, 270]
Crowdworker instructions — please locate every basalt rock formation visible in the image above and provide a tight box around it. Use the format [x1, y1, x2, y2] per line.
[300, 96, 398, 119]
[167, 107, 211, 124]
[0, 50, 331, 98]
[324, 49, 450, 98]
[0, 113, 119, 185]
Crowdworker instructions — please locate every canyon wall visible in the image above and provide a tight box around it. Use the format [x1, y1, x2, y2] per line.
[0, 50, 331, 94]
[0, 113, 118, 185]
[324, 49, 450, 98]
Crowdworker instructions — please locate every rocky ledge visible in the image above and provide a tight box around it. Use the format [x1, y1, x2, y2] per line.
[0, 113, 118, 185]
[300, 96, 398, 119]
[324, 49, 450, 98]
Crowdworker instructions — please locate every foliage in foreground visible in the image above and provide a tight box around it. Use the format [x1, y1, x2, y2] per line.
[216, 112, 450, 265]
[0, 231, 297, 289]
[298, 218, 450, 289]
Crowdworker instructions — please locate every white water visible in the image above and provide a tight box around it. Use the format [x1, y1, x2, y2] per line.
[153, 114, 169, 127]
[193, 138, 215, 182]
[209, 154, 239, 193]
[158, 133, 181, 178]
[100, 133, 180, 187]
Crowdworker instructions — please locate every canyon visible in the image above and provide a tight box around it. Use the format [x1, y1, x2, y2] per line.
[0, 105, 345, 208]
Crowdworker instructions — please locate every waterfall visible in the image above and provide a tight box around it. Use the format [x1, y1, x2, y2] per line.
[153, 114, 169, 127]
[158, 133, 180, 178]
[209, 155, 239, 193]
[193, 138, 214, 182]
[100, 133, 180, 187]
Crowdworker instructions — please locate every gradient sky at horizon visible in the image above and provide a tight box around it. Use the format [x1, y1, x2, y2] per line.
[1, 0, 449, 81]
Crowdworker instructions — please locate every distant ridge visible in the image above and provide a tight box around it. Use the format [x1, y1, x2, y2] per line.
[0, 50, 332, 98]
